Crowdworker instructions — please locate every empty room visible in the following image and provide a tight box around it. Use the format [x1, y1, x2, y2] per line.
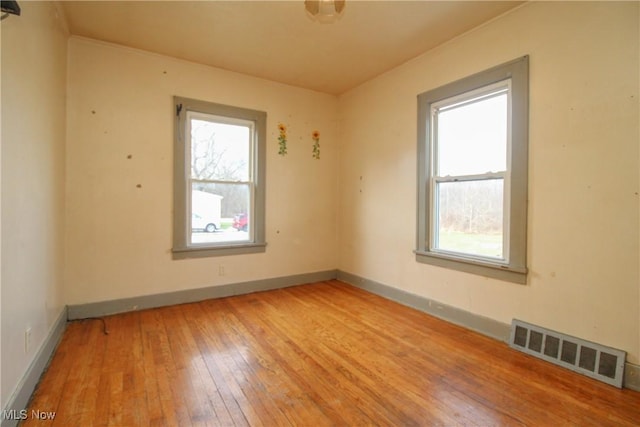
[2, 0, 640, 425]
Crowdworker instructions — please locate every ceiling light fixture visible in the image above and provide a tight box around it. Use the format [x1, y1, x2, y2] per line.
[1, 0, 20, 20]
[304, 0, 345, 24]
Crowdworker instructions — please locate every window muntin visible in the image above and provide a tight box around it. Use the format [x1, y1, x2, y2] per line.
[173, 97, 266, 258]
[416, 56, 528, 284]
[430, 82, 510, 262]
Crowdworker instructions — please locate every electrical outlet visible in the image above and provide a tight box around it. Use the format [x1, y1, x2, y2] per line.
[219, 265, 225, 276]
[25, 327, 32, 354]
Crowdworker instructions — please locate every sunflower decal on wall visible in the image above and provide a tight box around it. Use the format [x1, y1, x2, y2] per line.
[278, 123, 287, 156]
[312, 130, 320, 160]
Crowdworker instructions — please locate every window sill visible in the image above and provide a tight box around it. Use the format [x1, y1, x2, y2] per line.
[414, 250, 527, 284]
[173, 242, 266, 259]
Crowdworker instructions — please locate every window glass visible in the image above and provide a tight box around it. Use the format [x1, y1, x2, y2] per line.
[187, 113, 253, 245]
[436, 90, 507, 176]
[435, 179, 504, 259]
[190, 117, 251, 182]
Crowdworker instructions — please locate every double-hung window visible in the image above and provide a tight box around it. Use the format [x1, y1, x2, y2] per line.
[416, 56, 528, 283]
[173, 97, 266, 258]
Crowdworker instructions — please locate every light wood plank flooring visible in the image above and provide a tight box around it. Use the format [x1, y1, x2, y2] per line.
[23, 280, 640, 426]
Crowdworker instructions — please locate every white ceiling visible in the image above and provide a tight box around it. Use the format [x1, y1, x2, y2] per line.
[60, 1, 523, 95]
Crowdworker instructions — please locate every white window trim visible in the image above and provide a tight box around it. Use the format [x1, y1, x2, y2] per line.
[415, 56, 529, 284]
[173, 96, 267, 259]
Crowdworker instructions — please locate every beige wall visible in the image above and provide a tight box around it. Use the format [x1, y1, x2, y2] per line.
[1, 2, 68, 406]
[338, 1, 640, 363]
[64, 38, 339, 306]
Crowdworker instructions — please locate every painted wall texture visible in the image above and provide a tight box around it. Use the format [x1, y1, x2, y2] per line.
[1, 2, 68, 407]
[338, 1, 640, 363]
[64, 38, 340, 306]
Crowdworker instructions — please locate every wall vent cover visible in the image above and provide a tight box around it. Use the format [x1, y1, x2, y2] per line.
[509, 319, 626, 388]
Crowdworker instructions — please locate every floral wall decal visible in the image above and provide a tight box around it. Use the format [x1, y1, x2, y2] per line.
[277, 123, 287, 156]
[312, 130, 320, 160]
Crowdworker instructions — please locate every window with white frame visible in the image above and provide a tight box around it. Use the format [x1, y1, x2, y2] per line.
[173, 97, 266, 258]
[416, 56, 528, 283]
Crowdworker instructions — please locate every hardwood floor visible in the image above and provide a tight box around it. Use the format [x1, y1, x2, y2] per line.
[23, 280, 640, 426]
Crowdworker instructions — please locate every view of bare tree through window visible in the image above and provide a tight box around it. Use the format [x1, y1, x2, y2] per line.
[437, 179, 504, 258]
[189, 116, 252, 244]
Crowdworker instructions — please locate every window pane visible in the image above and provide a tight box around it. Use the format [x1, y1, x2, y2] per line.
[190, 182, 250, 245]
[435, 179, 504, 259]
[437, 92, 507, 176]
[190, 118, 250, 182]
